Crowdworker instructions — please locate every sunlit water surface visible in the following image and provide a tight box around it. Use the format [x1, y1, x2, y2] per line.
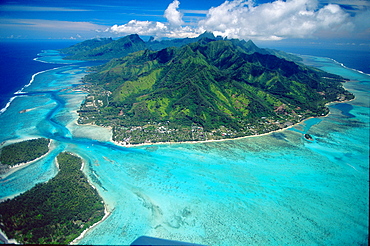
[0, 51, 368, 245]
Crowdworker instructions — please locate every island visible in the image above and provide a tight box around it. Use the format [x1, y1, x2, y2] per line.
[0, 152, 106, 244]
[61, 33, 354, 145]
[0, 138, 50, 173]
[304, 133, 314, 141]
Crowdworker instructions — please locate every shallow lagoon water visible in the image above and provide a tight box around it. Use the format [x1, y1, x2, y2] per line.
[0, 50, 368, 245]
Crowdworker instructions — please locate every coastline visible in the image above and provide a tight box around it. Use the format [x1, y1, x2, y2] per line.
[69, 155, 111, 245]
[70, 111, 113, 143]
[112, 117, 313, 148]
[301, 54, 370, 77]
[0, 229, 18, 244]
[0, 139, 54, 179]
[111, 96, 356, 148]
[70, 204, 110, 245]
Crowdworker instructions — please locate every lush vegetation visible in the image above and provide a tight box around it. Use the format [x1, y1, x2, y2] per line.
[74, 36, 353, 144]
[0, 138, 50, 166]
[0, 152, 105, 244]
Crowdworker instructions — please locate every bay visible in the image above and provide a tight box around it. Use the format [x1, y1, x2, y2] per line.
[0, 44, 368, 245]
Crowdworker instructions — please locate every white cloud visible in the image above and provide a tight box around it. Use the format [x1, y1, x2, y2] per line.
[108, 0, 200, 38]
[108, 0, 359, 41]
[164, 0, 184, 26]
[109, 20, 199, 39]
[351, 8, 370, 39]
[198, 0, 352, 40]
[109, 20, 167, 36]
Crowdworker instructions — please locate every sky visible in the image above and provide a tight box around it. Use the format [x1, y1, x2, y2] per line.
[0, 0, 369, 47]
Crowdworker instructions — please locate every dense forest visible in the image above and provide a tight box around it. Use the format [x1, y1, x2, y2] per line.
[0, 138, 50, 166]
[0, 152, 105, 244]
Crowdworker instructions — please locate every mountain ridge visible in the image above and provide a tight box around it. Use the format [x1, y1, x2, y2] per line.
[59, 32, 301, 62]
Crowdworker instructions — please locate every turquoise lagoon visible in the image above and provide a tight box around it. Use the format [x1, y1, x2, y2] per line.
[0, 50, 368, 245]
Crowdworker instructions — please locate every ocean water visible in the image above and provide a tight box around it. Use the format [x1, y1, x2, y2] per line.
[0, 42, 368, 245]
[260, 44, 370, 75]
[0, 41, 79, 112]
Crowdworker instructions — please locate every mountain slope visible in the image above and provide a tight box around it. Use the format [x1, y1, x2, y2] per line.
[61, 34, 147, 60]
[59, 38, 113, 57]
[80, 39, 353, 144]
[146, 31, 223, 51]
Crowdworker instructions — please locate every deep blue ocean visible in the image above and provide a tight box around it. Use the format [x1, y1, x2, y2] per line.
[0, 41, 78, 111]
[269, 45, 370, 75]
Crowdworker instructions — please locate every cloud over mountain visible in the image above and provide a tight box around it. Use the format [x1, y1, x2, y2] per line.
[108, 0, 198, 39]
[107, 0, 359, 41]
[200, 0, 352, 40]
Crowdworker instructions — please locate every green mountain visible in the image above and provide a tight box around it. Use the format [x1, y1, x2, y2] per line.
[60, 32, 222, 61]
[146, 31, 223, 51]
[59, 38, 113, 57]
[79, 38, 353, 144]
[60, 32, 300, 62]
[60, 34, 146, 60]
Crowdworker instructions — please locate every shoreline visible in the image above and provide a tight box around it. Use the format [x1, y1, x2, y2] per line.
[71, 113, 113, 142]
[112, 120, 307, 148]
[0, 139, 54, 179]
[0, 229, 18, 245]
[70, 204, 110, 245]
[300, 54, 370, 77]
[69, 154, 111, 245]
[112, 96, 356, 148]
